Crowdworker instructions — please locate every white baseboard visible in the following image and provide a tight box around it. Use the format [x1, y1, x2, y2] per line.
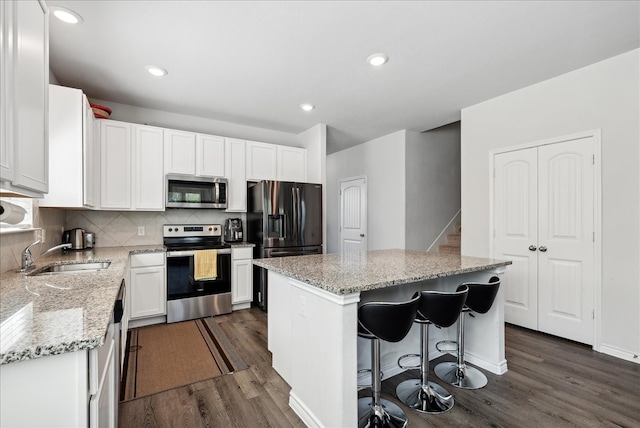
[127, 315, 166, 329]
[289, 391, 322, 428]
[232, 302, 251, 311]
[599, 344, 640, 364]
[464, 350, 508, 375]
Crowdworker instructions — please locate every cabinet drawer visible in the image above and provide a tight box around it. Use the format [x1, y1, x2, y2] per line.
[130, 252, 165, 267]
[233, 247, 253, 260]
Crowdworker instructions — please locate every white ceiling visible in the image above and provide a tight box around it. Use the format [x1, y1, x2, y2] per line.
[47, 1, 640, 154]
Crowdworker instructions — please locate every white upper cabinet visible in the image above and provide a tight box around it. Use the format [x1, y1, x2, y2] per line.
[277, 145, 307, 182]
[0, 0, 49, 196]
[164, 129, 196, 175]
[246, 141, 278, 181]
[196, 134, 225, 177]
[40, 85, 96, 208]
[134, 125, 164, 210]
[100, 120, 164, 211]
[246, 141, 307, 182]
[225, 138, 247, 212]
[100, 121, 132, 209]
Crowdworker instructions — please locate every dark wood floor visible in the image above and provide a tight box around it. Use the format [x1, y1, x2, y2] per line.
[119, 308, 640, 427]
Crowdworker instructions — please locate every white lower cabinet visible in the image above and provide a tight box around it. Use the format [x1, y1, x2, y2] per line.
[128, 252, 166, 322]
[0, 316, 117, 428]
[232, 247, 253, 309]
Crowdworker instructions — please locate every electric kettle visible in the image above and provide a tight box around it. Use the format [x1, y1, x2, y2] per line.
[62, 228, 86, 250]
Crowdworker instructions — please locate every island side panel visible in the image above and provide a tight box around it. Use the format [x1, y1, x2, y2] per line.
[268, 271, 361, 428]
[267, 271, 294, 384]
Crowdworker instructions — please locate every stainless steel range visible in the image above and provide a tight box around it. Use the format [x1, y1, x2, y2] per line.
[164, 224, 232, 323]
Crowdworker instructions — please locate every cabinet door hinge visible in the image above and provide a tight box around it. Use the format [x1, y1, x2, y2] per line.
[592, 309, 595, 319]
[592, 154, 595, 165]
[593, 231, 595, 242]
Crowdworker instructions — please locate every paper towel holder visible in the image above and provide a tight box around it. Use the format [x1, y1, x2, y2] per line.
[0, 200, 27, 225]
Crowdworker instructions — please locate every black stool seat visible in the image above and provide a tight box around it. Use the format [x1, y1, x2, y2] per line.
[358, 295, 420, 428]
[435, 276, 501, 389]
[395, 286, 468, 414]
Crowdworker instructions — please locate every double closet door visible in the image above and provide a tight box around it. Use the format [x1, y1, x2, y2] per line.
[494, 136, 595, 345]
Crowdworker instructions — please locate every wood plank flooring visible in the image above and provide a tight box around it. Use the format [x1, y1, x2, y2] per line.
[119, 309, 640, 427]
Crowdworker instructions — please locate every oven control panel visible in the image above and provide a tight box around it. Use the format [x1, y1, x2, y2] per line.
[163, 224, 222, 237]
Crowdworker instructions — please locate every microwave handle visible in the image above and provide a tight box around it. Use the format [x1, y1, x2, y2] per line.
[215, 183, 220, 204]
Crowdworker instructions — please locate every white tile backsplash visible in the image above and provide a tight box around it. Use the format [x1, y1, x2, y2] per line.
[65, 210, 245, 247]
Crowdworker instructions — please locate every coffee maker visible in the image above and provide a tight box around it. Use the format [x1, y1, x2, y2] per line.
[224, 218, 243, 243]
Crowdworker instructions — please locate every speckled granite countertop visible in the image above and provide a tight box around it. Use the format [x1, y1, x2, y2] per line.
[253, 249, 511, 295]
[0, 245, 164, 365]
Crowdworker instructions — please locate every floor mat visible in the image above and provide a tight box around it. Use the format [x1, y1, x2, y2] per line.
[122, 317, 248, 400]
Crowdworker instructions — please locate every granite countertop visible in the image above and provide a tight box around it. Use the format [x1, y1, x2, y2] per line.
[0, 245, 164, 365]
[253, 249, 512, 295]
[229, 242, 255, 248]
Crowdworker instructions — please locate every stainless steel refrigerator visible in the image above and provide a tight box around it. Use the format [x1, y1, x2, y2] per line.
[247, 180, 323, 311]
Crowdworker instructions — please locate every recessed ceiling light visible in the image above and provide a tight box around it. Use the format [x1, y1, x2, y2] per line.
[145, 65, 168, 77]
[300, 103, 315, 112]
[50, 6, 83, 24]
[367, 53, 388, 67]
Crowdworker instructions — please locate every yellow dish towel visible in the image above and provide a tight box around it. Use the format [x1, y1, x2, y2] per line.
[194, 249, 217, 281]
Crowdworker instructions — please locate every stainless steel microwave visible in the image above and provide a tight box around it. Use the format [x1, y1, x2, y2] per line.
[166, 174, 227, 209]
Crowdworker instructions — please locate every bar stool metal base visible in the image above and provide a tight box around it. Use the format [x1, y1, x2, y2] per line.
[357, 397, 408, 428]
[395, 378, 454, 414]
[434, 361, 488, 389]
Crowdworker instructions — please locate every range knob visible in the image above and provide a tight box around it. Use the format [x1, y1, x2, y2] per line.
[209, 227, 213, 231]
[168, 228, 173, 232]
[213, 226, 218, 232]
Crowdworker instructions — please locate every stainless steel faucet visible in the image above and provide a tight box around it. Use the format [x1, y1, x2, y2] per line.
[20, 240, 72, 272]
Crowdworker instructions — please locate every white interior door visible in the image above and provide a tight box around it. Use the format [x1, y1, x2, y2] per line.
[537, 137, 595, 344]
[340, 177, 367, 253]
[494, 136, 596, 345]
[494, 148, 539, 330]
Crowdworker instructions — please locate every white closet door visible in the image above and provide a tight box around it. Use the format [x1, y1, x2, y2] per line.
[494, 148, 538, 330]
[537, 137, 595, 344]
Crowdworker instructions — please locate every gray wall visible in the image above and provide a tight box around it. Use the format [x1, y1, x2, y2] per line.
[326, 131, 406, 253]
[461, 49, 639, 360]
[405, 124, 461, 251]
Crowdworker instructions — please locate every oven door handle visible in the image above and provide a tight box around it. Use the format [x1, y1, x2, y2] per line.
[166, 249, 231, 258]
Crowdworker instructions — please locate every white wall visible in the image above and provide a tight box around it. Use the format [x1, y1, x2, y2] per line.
[326, 131, 406, 253]
[405, 124, 461, 251]
[461, 49, 640, 360]
[91, 99, 300, 147]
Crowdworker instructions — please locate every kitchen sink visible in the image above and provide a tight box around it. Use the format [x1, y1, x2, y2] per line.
[27, 261, 111, 276]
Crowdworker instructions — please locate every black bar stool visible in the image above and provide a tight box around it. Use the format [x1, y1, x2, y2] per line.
[434, 276, 501, 389]
[357, 294, 421, 428]
[395, 286, 468, 414]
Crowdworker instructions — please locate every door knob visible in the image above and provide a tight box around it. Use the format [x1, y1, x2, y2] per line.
[539, 246, 547, 252]
[360, 233, 365, 237]
[528, 245, 537, 251]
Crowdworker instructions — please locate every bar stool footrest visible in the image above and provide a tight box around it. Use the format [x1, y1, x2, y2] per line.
[435, 339, 458, 353]
[397, 353, 421, 370]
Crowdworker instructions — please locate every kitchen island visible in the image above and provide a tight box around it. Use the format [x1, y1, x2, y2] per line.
[254, 249, 511, 428]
